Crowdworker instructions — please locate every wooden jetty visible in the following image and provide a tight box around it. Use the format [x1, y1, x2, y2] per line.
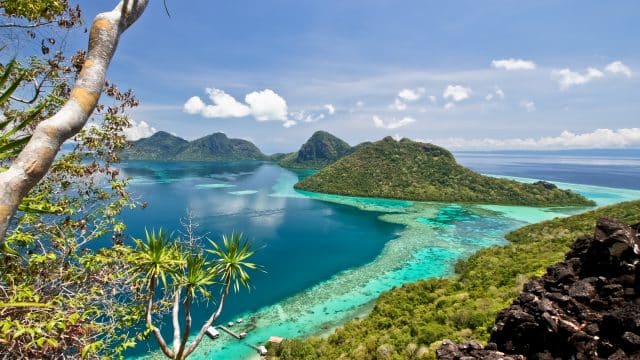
[218, 325, 246, 339]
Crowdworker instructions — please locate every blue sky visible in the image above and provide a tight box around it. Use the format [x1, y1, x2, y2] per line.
[74, 1, 639, 153]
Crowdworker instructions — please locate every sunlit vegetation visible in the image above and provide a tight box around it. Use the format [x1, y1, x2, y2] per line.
[270, 200, 640, 359]
[295, 137, 595, 207]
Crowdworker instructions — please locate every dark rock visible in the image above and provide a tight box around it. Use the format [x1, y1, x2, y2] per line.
[438, 218, 640, 360]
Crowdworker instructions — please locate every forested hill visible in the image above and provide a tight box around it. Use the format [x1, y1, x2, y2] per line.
[120, 131, 267, 161]
[278, 131, 352, 169]
[295, 136, 595, 207]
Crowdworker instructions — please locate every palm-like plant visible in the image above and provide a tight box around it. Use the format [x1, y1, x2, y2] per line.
[130, 229, 183, 288]
[207, 232, 260, 293]
[135, 230, 261, 360]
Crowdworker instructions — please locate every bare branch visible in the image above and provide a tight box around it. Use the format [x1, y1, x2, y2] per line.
[0, 0, 150, 243]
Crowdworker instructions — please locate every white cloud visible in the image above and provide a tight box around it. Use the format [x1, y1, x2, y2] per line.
[291, 110, 325, 123]
[397, 87, 425, 101]
[551, 68, 604, 89]
[372, 115, 416, 129]
[443, 85, 472, 102]
[444, 102, 455, 110]
[356, 101, 365, 107]
[428, 95, 437, 104]
[244, 89, 288, 121]
[183, 96, 207, 114]
[491, 58, 536, 71]
[604, 61, 632, 77]
[485, 94, 494, 101]
[124, 120, 157, 141]
[391, 98, 407, 111]
[495, 87, 505, 99]
[324, 104, 336, 114]
[435, 128, 640, 150]
[184, 87, 292, 127]
[520, 100, 536, 112]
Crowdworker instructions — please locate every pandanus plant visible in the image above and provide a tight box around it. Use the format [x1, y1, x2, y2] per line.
[130, 230, 260, 359]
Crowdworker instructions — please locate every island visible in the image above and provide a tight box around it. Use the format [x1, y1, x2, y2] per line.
[278, 130, 352, 169]
[294, 136, 595, 206]
[120, 131, 267, 161]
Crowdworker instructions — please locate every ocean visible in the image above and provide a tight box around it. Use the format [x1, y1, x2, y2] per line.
[120, 149, 640, 359]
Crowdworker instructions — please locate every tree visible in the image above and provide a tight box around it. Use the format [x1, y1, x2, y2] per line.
[0, 0, 150, 243]
[1, 1, 151, 358]
[129, 230, 260, 360]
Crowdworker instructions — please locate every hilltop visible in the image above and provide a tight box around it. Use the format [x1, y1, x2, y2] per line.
[278, 131, 352, 169]
[120, 132, 267, 161]
[295, 136, 594, 206]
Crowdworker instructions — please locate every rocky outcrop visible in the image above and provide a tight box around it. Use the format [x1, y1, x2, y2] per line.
[438, 217, 640, 360]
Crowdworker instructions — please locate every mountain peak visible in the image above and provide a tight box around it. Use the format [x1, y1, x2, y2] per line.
[279, 130, 352, 169]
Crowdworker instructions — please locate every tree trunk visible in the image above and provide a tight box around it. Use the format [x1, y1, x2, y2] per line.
[182, 280, 232, 358]
[175, 294, 193, 360]
[0, 0, 149, 243]
[146, 276, 174, 358]
[172, 287, 182, 356]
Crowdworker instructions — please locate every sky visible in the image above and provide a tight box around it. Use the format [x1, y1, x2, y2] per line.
[72, 1, 639, 153]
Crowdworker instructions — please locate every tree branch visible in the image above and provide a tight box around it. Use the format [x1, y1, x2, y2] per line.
[0, 0, 150, 243]
[183, 279, 232, 358]
[172, 286, 182, 355]
[145, 276, 174, 358]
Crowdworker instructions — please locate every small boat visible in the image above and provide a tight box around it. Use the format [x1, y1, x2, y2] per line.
[227, 322, 234, 327]
[238, 332, 247, 339]
[236, 318, 244, 323]
[206, 326, 220, 339]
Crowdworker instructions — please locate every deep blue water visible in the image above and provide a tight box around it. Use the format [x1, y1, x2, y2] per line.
[455, 149, 640, 190]
[119, 150, 640, 358]
[119, 161, 403, 356]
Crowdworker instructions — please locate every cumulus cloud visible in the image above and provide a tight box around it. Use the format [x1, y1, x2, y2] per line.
[443, 85, 472, 102]
[428, 95, 437, 104]
[604, 61, 632, 77]
[397, 87, 425, 101]
[491, 58, 536, 71]
[435, 128, 640, 150]
[444, 102, 455, 110]
[373, 115, 416, 129]
[123, 120, 157, 141]
[184, 87, 292, 127]
[324, 104, 336, 114]
[520, 100, 536, 112]
[355, 101, 365, 107]
[551, 68, 604, 89]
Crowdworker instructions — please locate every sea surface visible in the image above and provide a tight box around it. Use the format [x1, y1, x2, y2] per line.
[121, 150, 640, 359]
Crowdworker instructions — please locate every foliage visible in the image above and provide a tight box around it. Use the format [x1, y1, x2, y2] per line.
[271, 200, 640, 359]
[128, 228, 260, 360]
[120, 131, 267, 161]
[278, 130, 352, 169]
[295, 137, 595, 206]
[0, 3, 144, 358]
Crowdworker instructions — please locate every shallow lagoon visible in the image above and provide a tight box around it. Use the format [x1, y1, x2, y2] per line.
[121, 158, 640, 359]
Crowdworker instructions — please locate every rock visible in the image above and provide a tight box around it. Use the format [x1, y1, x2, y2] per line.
[534, 180, 558, 190]
[437, 218, 640, 360]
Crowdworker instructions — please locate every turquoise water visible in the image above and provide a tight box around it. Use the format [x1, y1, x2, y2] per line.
[121, 159, 640, 359]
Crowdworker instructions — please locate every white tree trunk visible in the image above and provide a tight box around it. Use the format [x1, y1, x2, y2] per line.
[0, 0, 150, 243]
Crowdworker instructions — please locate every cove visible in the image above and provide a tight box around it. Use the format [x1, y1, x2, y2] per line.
[122, 160, 640, 359]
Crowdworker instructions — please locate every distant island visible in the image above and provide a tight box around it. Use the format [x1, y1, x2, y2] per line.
[120, 131, 267, 161]
[278, 131, 352, 169]
[295, 136, 595, 206]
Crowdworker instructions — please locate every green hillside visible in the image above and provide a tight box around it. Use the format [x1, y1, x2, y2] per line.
[120, 132, 267, 161]
[278, 131, 352, 169]
[295, 137, 594, 206]
[270, 200, 640, 359]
